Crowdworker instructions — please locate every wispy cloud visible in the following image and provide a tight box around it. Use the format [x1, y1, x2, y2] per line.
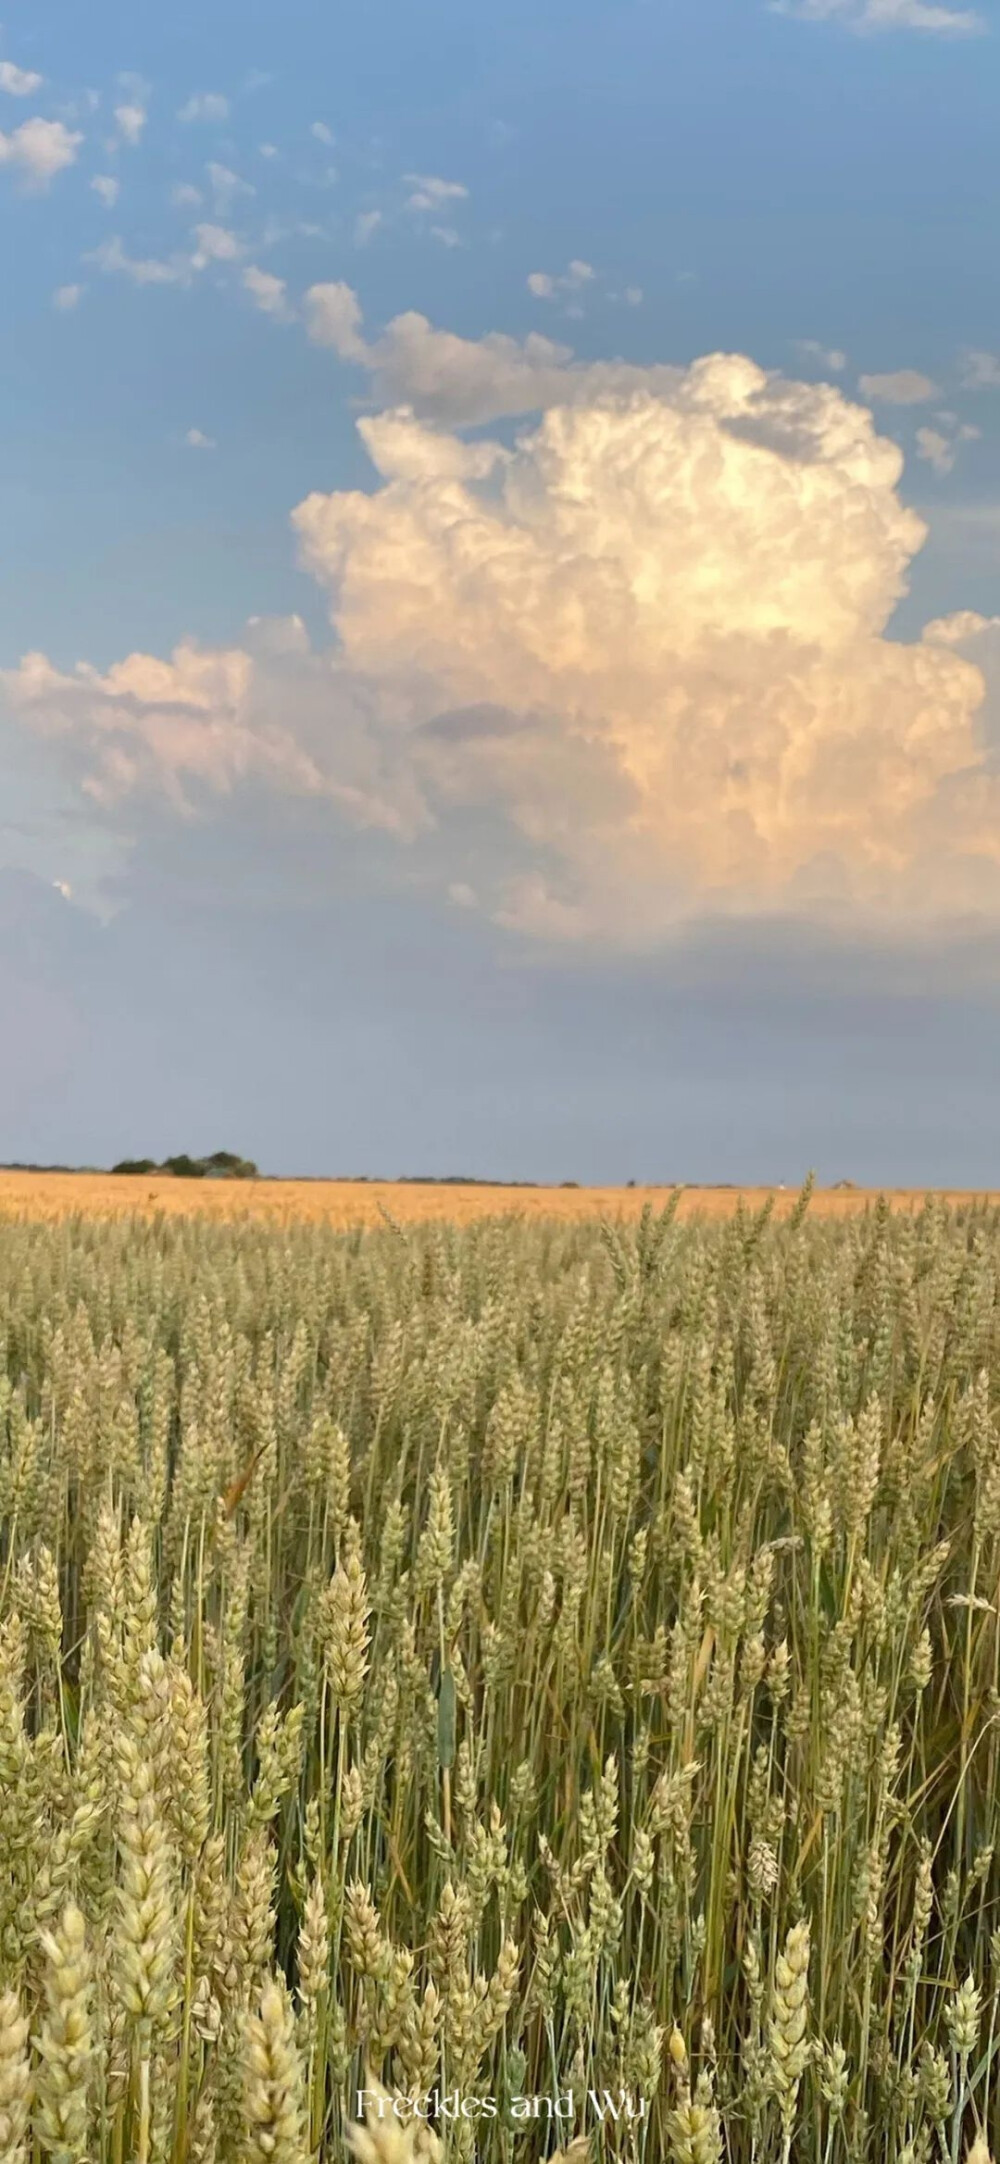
[207, 162, 254, 212]
[857, 368, 938, 404]
[89, 235, 192, 286]
[113, 102, 146, 146]
[189, 222, 245, 266]
[528, 260, 596, 302]
[91, 173, 119, 208]
[354, 209, 382, 247]
[960, 350, 1000, 389]
[52, 283, 83, 311]
[185, 427, 216, 449]
[178, 91, 229, 124]
[242, 264, 293, 320]
[915, 413, 980, 473]
[0, 60, 43, 97]
[773, 0, 984, 30]
[795, 338, 847, 372]
[404, 172, 469, 212]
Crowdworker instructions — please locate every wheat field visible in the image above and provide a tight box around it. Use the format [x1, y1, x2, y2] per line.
[0, 1184, 999, 2162]
[0, 1168, 995, 1228]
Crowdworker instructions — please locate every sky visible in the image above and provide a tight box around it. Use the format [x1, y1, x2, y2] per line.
[2, 0, 1000, 1181]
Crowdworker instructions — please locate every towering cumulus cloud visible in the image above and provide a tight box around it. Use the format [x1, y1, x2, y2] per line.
[6, 347, 1000, 942]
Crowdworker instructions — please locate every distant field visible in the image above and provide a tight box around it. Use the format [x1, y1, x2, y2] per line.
[0, 1167, 995, 1224]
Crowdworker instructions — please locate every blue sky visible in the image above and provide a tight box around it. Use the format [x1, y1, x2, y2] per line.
[3, 0, 1000, 1179]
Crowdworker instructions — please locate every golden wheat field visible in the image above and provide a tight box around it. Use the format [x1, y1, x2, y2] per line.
[9, 1185, 1000, 2164]
[3, 1183, 1000, 2164]
[0, 1167, 995, 1227]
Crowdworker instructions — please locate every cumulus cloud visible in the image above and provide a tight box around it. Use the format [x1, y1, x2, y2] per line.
[0, 61, 43, 96]
[311, 121, 334, 145]
[242, 264, 292, 319]
[0, 117, 82, 188]
[178, 92, 229, 124]
[91, 173, 119, 207]
[185, 427, 216, 449]
[857, 368, 937, 403]
[773, 0, 983, 27]
[52, 283, 82, 311]
[12, 350, 1000, 943]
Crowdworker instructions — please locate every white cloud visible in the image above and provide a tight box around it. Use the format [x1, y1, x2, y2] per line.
[857, 368, 937, 404]
[960, 350, 1000, 390]
[170, 181, 202, 209]
[91, 173, 119, 207]
[773, 0, 983, 28]
[0, 117, 82, 189]
[2, 635, 407, 832]
[916, 427, 956, 475]
[304, 281, 368, 360]
[178, 92, 229, 124]
[404, 172, 468, 212]
[311, 121, 335, 145]
[114, 103, 146, 147]
[207, 161, 253, 211]
[242, 264, 292, 320]
[185, 427, 216, 449]
[915, 415, 980, 474]
[624, 286, 644, 307]
[795, 339, 847, 373]
[354, 209, 382, 247]
[89, 235, 192, 286]
[190, 222, 245, 266]
[14, 351, 1000, 942]
[52, 283, 83, 311]
[304, 285, 689, 423]
[528, 260, 596, 304]
[259, 142, 279, 160]
[0, 61, 43, 97]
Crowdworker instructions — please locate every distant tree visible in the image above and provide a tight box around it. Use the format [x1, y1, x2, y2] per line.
[162, 1154, 207, 1179]
[203, 1151, 258, 1179]
[111, 1158, 157, 1176]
